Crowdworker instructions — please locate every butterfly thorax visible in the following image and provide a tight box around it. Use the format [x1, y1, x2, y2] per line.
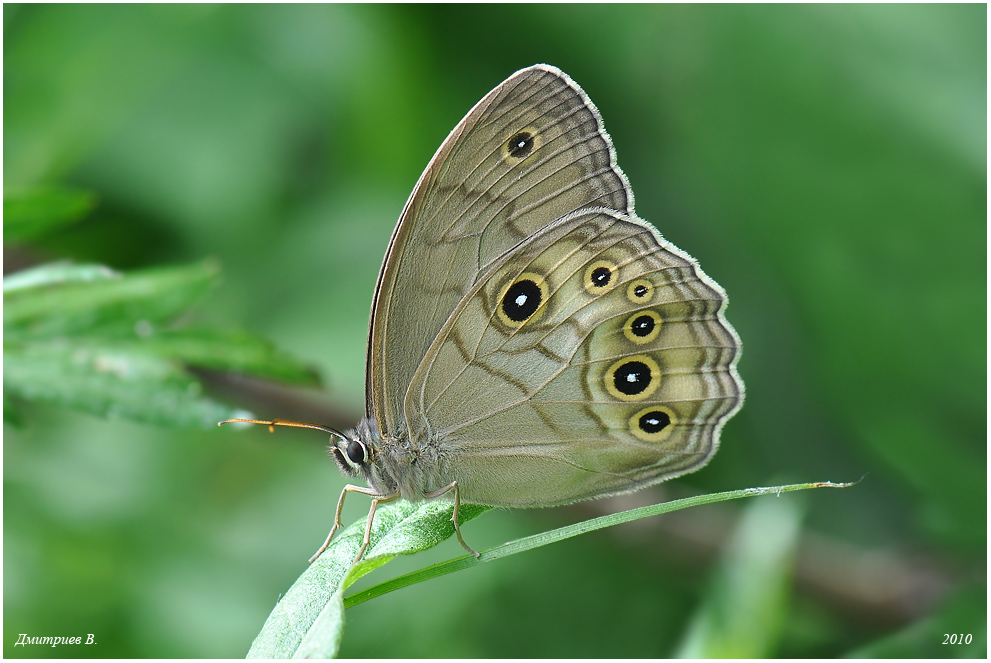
[338, 416, 452, 501]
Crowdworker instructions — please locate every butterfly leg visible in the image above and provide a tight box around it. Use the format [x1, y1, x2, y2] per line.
[309, 484, 381, 564]
[353, 492, 401, 564]
[424, 481, 479, 559]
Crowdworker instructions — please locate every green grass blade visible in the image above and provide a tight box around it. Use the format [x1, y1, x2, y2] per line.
[343, 482, 852, 610]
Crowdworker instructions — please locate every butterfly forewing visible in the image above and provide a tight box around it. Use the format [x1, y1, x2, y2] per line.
[368, 65, 632, 436]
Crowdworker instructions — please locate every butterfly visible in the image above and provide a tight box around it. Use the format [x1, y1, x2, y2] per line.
[223, 64, 743, 564]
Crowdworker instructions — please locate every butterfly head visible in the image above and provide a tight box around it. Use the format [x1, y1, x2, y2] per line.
[219, 416, 377, 481]
[329, 433, 369, 478]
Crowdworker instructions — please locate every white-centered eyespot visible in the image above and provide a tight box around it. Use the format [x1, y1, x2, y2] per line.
[623, 310, 663, 345]
[629, 406, 678, 442]
[497, 272, 549, 328]
[583, 260, 618, 295]
[501, 126, 542, 164]
[626, 278, 654, 304]
[605, 354, 661, 402]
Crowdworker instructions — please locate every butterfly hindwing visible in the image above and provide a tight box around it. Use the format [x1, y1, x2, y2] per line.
[404, 208, 743, 506]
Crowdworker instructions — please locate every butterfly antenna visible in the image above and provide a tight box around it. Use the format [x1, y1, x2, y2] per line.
[219, 418, 348, 441]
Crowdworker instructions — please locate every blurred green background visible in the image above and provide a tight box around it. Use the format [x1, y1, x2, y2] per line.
[4, 4, 985, 658]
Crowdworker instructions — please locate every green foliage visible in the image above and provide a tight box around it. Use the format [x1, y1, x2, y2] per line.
[3, 4, 984, 659]
[4, 260, 217, 339]
[3, 193, 317, 428]
[675, 496, 803, 657]
[4, 188, 96, 242]
[848, 587, 987, 658]
[254, 483, 843, 658]
[248, 500, 491, 658]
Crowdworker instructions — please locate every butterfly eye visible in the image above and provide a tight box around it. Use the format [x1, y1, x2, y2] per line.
[345, 439, 368, 467]
[623, 310, 663, 345]
[501, 126, 541, 164]
[629, 406, 678, 442]
[626, 279, 654, 303]
[497, 272, 548, 328]
[583, 260, 618, 294]
[605, 354, 661, 402]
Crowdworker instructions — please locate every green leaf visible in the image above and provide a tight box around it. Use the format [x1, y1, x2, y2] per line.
[343, 483, 850, 612]
[247, 500, 491, 659]
[3, 340, 242, 428]
[2, 262, 119, 294]
[137, 328, 320, 386]
[249, 482, 850, 658]
[3, 260, 220, 340]
[3, 187, 97, 242]
[1, 259, 319, 427]
[674, 494, 805, 657]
